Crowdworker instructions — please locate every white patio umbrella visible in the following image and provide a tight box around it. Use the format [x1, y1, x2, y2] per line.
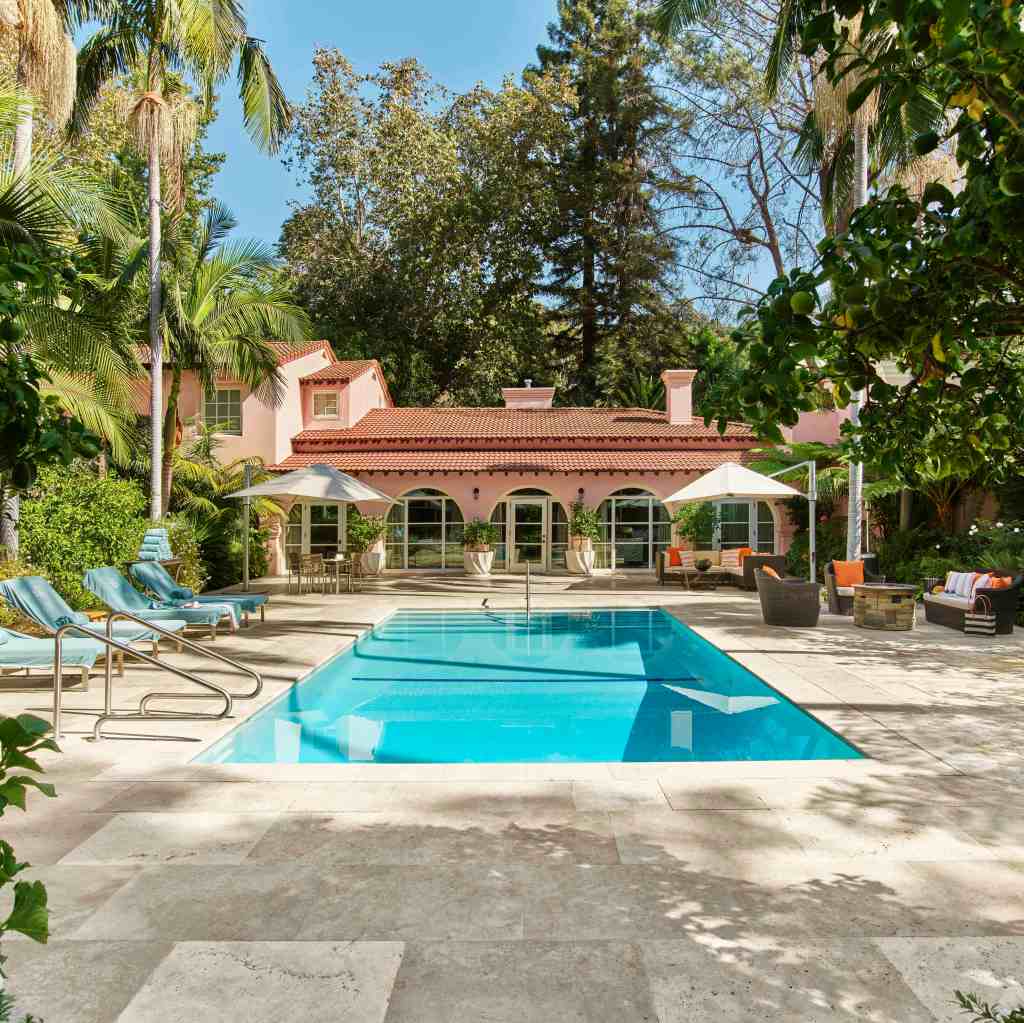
[664, 461, 817, 582]
[228, 464, 394, 590]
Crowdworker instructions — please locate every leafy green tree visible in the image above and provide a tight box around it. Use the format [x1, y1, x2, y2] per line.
[529, 0, 692, 403]
[74, 0, 290, 519]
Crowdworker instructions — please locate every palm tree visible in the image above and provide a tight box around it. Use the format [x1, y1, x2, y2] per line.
[613, 369, 665, 410]
[73, 0, 291, 519]
[157, 201, 310, 500]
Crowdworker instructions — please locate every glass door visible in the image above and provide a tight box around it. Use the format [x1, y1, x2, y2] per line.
[286, 503, 344, 560]
[510, 499, 546, 572]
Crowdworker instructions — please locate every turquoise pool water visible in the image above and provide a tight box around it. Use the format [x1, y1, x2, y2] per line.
[197, 610, 862, 764]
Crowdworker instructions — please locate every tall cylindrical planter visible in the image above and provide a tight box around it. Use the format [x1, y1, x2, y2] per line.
[464, 548, 494, 576]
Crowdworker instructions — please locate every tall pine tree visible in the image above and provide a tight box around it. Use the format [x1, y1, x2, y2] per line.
[529, 0, 691, 404]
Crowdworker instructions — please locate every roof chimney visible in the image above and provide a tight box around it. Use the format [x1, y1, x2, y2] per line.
[502, 383, 555, 409]
[661, 369, 697, 425]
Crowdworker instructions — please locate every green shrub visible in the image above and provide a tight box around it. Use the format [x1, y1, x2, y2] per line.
[463, 518, 500, 549]
[19, 465, 148, 610]
[955, 991, 1024, 1022]
[202, 522, 269, 591]
[673, 502, 715, 547]
[163, 516, 209, 593]
[568, 502, 601, 543]
[785, 519, 847, 582]
[346, 510, 387, 555]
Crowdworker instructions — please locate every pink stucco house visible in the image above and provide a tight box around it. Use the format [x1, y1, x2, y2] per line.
[155, 343, 804, 574]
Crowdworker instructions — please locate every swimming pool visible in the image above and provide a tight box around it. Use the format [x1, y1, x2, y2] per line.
[197, 609, 862, 764]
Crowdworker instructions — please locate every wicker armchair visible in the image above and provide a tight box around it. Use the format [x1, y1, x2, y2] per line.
[740, 554, 788, 590]
[825, 561, 881, 615]
[754, 569, 821, 627]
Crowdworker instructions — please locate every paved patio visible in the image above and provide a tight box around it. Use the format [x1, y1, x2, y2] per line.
[2, 574, 1024, 1022]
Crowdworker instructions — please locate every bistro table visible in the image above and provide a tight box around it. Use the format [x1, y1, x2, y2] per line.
[853, 582, 917, 631]
[323, 555, 356, 594]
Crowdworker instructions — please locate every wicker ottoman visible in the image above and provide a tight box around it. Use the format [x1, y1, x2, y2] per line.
[853, 583, 916, 631]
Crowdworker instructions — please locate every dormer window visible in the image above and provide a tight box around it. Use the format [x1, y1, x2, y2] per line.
[313, 391, 339, 418]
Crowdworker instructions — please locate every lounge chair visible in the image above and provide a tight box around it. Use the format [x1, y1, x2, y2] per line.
[0, 626, 103, 689]
[130, 561, 267, 625]
[83, 567, 234, 639]
[754, 569, 821, 627]
[0, 575, 186, 670]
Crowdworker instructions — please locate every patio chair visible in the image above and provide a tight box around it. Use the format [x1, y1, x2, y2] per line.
[0, 626, 103, 690]
[825, 560, 882, 615]
[754, 569, 821, 627]
[82, 567, 228, 640]
[130, 561, 266, 625]
[0, 575, 186, 671]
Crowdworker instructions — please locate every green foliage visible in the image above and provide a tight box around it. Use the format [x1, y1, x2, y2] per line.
[568, 502, 601, 543]
[163, 516, 209, 594]
[202, 522, 269, 591]
[955, 991, 1024, 1023]
[19, 465, 147, 610]
[785, 519, 848, 582]
[673, 502, 715, 547]
[0, 714, 59, 982]
[345, 510, 387, 555]
[463, 518, 501, 549]
[701, 0, 1024, 489]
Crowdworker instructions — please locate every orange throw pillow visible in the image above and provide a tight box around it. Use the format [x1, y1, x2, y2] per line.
[738, 546, 753, 563]
[762, 566, 780, 579]
[987, 575, 1013, 590]
[667, 547, 684, 567]
[833, 560, 865, 587]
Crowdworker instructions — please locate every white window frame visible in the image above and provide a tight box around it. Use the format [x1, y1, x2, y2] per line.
[204, 387, 242, 435]
[312, 390, 340, 419]
[713, 499, 776, 553]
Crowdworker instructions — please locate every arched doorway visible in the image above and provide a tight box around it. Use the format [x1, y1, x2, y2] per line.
[597, 488, 672, 571]
[385, 488, 465, 569]
[488, 488, 569, 572]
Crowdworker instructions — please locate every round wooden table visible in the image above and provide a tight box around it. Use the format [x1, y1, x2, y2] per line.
[853, 583, 917, 631]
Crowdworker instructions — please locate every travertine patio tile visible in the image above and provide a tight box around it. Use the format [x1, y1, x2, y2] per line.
[654, 780, 770, 810]
[384, 941, 657, 1022]
[875, 938, 1024, 1022]
[0, 811, 114, 864]
[299, 865, 524, 941]
[61, 812, 279, 865]
[73, 865, 320, 940]
[247, 810, 617, 866]
[571, 779, 667, 810]
[2, 940, 171, 1023]
[642, 936, 933, 1022]
[115, 941, 404, 1023]
[98, 781, 308, 813]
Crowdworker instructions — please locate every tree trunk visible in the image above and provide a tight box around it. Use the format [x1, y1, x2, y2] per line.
[845, 117, 869, 561]
[161, 367, 181, 508]
[899, 489, 912, 531]
[147, 135, 164, 520]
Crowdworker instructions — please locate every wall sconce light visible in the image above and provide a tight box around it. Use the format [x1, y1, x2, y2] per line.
[473, 487, 480, 500]
[577, 487, 585, 500]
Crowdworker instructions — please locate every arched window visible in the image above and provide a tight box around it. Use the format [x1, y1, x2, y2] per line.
[596, 488, 672, 571]
[386, 488, 464, 569]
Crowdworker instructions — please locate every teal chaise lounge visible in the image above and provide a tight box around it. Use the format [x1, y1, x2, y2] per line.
[0, 575, 186, 672]
[0, 626, 104, 689]
[130, 561, 267, 625]
[83, 567, 235, 639]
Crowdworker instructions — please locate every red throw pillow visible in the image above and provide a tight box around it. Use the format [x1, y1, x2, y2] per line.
[833, 560, 865, 587]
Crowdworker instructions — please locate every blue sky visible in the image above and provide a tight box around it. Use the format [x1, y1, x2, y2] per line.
[205, 0, 559, 246]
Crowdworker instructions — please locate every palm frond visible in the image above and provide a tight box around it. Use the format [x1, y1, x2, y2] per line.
[70, 23, 142, 137]
[236, 35, 290, 155]
[652, 0, 715, 37]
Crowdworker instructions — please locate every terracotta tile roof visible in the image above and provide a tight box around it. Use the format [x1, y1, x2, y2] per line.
[270, 450, 754, 474]
[136, 340, 335, 367]
[291, 407, 754, 448]
[300, 359, 379, 384]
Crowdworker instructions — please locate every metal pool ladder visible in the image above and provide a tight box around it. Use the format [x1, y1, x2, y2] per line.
[52, 610, 262, 742]
[525, 560, 532, 619]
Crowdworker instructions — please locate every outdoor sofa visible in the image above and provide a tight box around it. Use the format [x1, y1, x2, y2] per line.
[824, 560, 882, 615]
[923, 570, 1023, 635]
[659, 548, 788, 590]
[754, 569, 821, 627]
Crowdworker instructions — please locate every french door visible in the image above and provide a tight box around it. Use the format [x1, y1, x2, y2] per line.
[285, 503, 344, 559]
[509, 499, 547, 572]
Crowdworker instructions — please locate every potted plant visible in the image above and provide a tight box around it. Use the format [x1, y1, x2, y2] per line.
[673, 501, 715, 552]
[345, 509, 388, 576]
[567, 502, 601, 575]
[462, 518, 499, 575]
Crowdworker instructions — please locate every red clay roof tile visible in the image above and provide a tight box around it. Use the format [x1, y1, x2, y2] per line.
[299, 360, 379, 384]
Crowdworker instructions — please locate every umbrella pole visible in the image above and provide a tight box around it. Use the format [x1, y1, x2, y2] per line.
[808, 461, 817, 584]
[242, 463, 253, 592]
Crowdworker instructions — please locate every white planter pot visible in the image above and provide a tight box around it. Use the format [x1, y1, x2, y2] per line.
[464, 550, 494, 576]
[566, 549, 596, 576]
[360, 551, 385, 576]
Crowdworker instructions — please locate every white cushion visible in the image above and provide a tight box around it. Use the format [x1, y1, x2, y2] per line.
[956, 572, 977, 598]
[836, 585, 855, 597]
[925, 591, 972, 610]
